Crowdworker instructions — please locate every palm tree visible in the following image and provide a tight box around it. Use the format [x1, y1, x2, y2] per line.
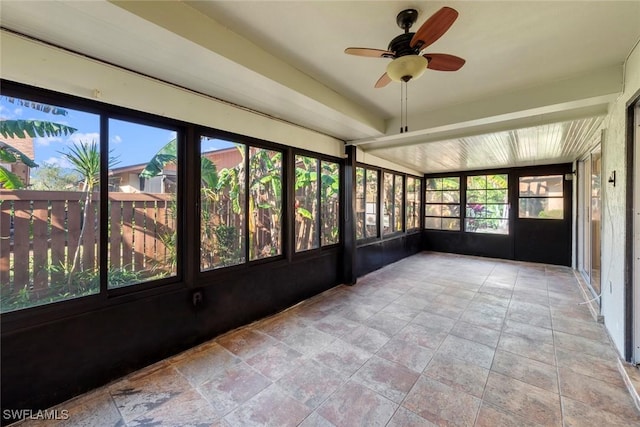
[60, 141, 118, 289]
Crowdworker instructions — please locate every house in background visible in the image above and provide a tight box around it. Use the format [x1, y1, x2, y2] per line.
[109, 147, 242, 193]
[0, 134, 34, 188]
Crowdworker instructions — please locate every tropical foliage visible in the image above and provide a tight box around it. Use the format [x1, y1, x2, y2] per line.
[465, 174, 509, 233]
[355, 167, 378, 239]
[0, 96, 76, 189]
[425, 176, 461, 231]
[60, 141, 118, 289]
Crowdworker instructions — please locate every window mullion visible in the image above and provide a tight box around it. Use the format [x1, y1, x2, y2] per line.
[244, 145, 250, 263]
[316, 158, 321, 248]
[99, 114, 109, 296]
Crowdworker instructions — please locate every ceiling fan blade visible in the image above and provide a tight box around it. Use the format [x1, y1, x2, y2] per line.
[375, 73, 391, 88]
[424, 53, 466, 71]
[410, 7, 459, 50]
[345, 47, 394, 58]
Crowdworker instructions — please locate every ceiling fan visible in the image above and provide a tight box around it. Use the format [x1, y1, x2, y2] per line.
[345, 7, 465, 88]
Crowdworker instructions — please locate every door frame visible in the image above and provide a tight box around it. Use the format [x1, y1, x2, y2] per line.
[627, 92, 640, 363]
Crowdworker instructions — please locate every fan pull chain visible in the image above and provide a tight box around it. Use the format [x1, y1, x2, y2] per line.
[404, 81, 408, 133]
[400, 82, 404, 133]
[399, 81, 409, 134]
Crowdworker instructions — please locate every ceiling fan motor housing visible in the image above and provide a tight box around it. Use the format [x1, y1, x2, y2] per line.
[388, 33, 419, 57]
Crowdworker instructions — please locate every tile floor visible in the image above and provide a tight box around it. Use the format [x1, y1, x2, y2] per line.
[15, 252, 640, 426]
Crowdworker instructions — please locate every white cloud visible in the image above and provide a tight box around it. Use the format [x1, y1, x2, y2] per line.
[167, 130, 177, 141]
[67, 132, 100, 146]
[13, 107, 23, 116]
[0, 104, 19, 120]
[41, 156, 73, 169]
[35, 136, 63, 147]
[111, 135, 122, 144]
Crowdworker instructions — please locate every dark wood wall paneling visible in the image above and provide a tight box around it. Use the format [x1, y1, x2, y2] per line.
[0, 81, 352, 423]
[356, 233, 423, 277]
[1, 251, 341, 418]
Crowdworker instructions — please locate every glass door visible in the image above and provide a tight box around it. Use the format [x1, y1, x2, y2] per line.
[578, 146, 601, 299]
[590, 151, 602, 296]
[579, 158, 592, 282]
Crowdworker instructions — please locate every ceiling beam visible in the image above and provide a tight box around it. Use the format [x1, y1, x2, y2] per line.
[110, 0, 385, 139]
[349, 64, 622, 150]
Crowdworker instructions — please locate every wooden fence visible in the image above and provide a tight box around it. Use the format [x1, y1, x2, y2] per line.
[0, 190, 175, 296]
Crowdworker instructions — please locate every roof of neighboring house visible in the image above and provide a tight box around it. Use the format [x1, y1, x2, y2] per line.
[109, 146, 240, 175]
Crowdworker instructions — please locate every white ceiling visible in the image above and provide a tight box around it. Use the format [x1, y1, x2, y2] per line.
[1, 1, 639, 173]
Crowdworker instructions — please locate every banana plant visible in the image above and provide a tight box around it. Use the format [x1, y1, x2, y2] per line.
[0, 96, 77, 189]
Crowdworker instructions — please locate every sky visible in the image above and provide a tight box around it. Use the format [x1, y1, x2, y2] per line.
[0, 96, 236, 171]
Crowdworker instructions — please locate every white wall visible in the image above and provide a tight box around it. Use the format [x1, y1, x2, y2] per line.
[600, 38, 640, 356]
[0, 31, 345, 158]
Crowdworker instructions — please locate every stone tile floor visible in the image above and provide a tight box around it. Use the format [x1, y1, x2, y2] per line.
[15, 252, 640, 426]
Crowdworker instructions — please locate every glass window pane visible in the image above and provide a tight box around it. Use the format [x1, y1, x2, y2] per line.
[393, 174, 403, 232]
[467, 175, 487, 189]
[467, 189, 486, 204]
[426, 204, 442, 216]
[425, 190, 442, 203]
[487, 189, 508, 203]
[442, 218, 461, 231]
[249, 147, 282, 260]
[406, 177, 420, 230]
[321, 161, 340, 246]
[519, 175, 565, 196]
[467, 204, 485, 218]
[442, 177, 460, 190]
[295, 155, 318, 251]
[442, 190, 460, 203]
[442, 205, 461, 218]
[426, 178, 441, 191]
[425, 217, 442, 229]
[465, 218, 482, 232]
[414, 179, 421, 228]
[356, 167, 365, 240]
[365, 169, 378, 238]
[519, 198, 564, 219]
[406, 177, 416, 194]
[485, 204, 509, 219]
[383, 172, 394, 235]
[487, 174, 508, 189]
[466, 217, 508, 234]
[108, 119, 179, 288]
[200, 138, 246, 270]
[0, 96, 100, 312]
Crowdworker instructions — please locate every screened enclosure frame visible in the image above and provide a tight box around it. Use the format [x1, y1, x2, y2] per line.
[0, 80, 188, 318]
[424, 168, 514, 236]
[291, 148, 343, 255]
[355, 162, 423, 245]
[0, 80, 344, 324]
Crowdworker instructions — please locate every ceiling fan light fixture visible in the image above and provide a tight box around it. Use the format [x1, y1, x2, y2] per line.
[386, 55, 428, 82]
